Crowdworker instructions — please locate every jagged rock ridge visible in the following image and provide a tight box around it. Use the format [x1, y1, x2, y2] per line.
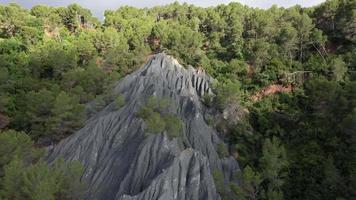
[47, 53, 239, 200]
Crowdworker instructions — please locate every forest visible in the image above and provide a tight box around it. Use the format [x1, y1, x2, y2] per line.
[0, 0, 355, 199]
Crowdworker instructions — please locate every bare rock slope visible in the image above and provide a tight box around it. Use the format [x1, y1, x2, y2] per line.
[47, 53, 239, 200]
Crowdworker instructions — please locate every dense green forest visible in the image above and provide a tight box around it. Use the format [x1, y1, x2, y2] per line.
[0, 0, 355, 199]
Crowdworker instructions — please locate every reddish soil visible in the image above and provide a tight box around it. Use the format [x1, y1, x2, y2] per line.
[251, 84, 293, 102]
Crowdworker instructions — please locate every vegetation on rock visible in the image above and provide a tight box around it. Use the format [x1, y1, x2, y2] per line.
[0, 0, 355, 199]
[115, 94, 125, 109]
[138, 96, 183, 139]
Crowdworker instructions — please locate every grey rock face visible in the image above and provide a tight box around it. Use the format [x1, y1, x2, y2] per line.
[47, 53, 239, 200]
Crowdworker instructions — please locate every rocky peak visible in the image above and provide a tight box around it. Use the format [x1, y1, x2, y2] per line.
[47, 53, 239, 200]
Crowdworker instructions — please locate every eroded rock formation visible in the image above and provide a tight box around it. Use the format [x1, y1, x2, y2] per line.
[47, 53, 239, 200]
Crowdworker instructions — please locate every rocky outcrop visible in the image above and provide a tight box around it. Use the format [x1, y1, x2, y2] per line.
[47, 53, 239, 200]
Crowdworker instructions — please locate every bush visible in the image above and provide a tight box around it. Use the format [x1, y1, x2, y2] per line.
[137, 106, 154, 119]
[202, 93, 214, 107]
[147, 96, 170, 112]
[217, 142, 229, 158]
[205, 114, 214, 126]
[92, 95, 106, 111]
[138, 97, 182, 138]
[214, 81, 242, 111]
[164, 114, 183, 139]
[115, 95, 125, 109]
[212, 169, 226, 198]
[138, 104, 166, 134]
[145, 111, 165, 133]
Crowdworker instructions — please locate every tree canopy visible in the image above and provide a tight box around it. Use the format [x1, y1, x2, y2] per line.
[0, 0, 355, 199]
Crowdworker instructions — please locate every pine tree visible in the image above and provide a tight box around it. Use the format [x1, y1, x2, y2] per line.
[233, 166, 262, 200]
[0, 158, 25, 199]
[22, 161, 59, 200]
[259, 137, 288, 200]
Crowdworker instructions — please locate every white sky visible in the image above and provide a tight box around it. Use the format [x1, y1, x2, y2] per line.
[0, 0, 326, 19]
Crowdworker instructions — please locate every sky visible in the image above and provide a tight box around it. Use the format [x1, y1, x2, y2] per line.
[1, 0, 326, 19]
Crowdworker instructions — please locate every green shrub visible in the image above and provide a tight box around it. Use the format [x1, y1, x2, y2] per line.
[164, 114, 183, 139]
[93, 95, 106, 111]
[158, 98, 170, 111]
[138, 97, 182, 138]
[147, 96, 158, 109]
[217, 142, 229, 158]
[216, 120, 228, 134]
[138, 104, 166, 133]
[147, 96, 170, 112]
[218, 142, 229, 158]
[145, 111, 166, 133]
[214, 81, 241, 111]
[137, 106, 154, 119]
[212, 169, 226, 197]
[205, 114, 214, 125]
[115, 95, 125, 109]
[202, 93, 214, 107]
[213, 168, 240, 200]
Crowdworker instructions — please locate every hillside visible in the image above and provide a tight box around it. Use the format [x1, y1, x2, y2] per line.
[0, 1, 355, 200]
[47, 53, 239, 199]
